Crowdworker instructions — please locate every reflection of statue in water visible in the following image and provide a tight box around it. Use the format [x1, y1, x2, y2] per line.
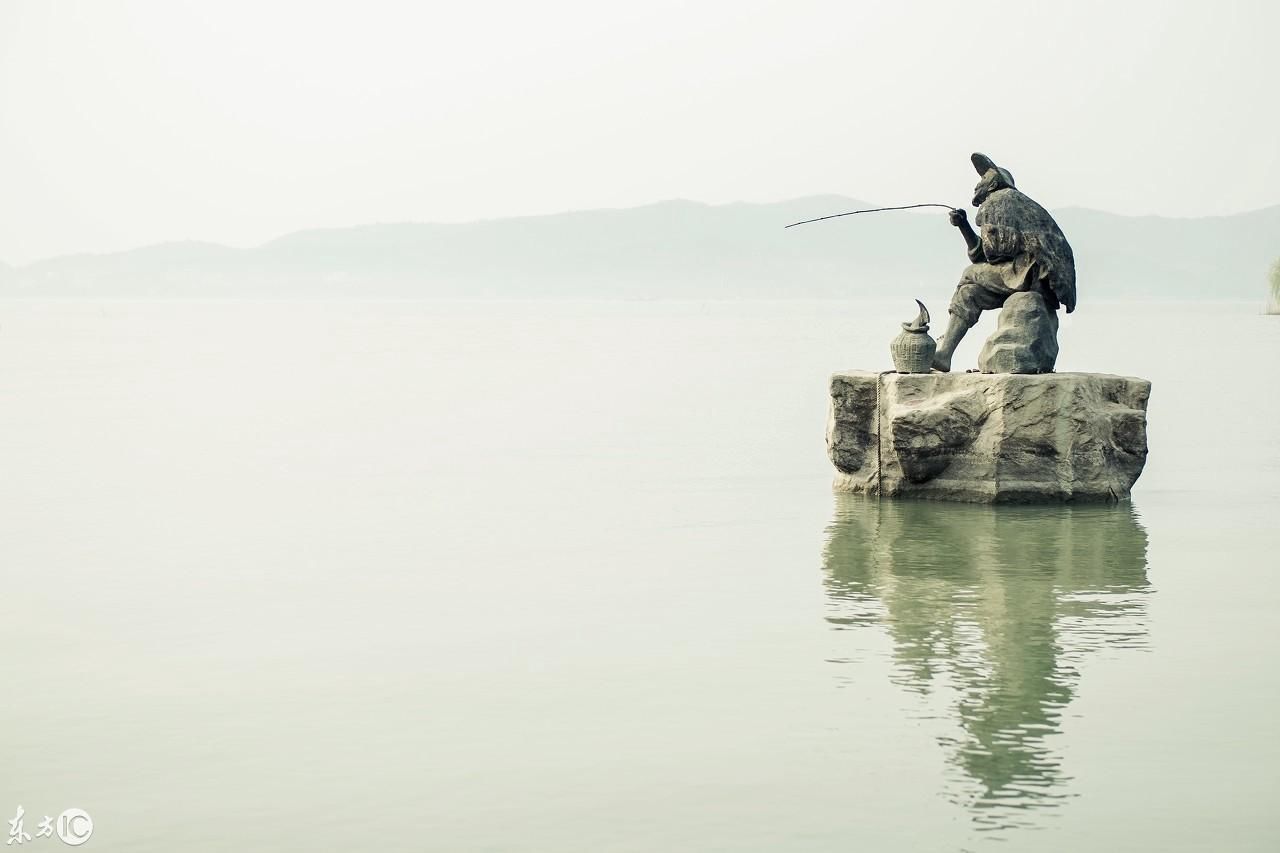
[821, 496, 1149, 830]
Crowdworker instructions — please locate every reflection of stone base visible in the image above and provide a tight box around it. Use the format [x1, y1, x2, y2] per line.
[978, 292, 1058, 374]
[827, 371, 1150, 502]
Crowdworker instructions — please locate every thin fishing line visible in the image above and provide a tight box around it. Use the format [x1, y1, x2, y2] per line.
[784, 203, 959, 229]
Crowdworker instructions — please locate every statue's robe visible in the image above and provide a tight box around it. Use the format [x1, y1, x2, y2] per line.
[950, 188, 1076, 325]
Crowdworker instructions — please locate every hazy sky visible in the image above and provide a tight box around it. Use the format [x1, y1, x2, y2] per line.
[2, 0, 1277, 264]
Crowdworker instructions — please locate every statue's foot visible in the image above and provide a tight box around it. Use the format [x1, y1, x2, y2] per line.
[932, 352, 952, 373]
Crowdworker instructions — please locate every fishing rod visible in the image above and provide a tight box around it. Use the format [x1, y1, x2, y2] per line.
[784, 202, 959, 229]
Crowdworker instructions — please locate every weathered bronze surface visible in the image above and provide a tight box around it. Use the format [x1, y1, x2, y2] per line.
[933, 153, 1076, 374]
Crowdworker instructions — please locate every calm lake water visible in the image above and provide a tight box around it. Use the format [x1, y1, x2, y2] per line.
[1, 299, 1277, 851]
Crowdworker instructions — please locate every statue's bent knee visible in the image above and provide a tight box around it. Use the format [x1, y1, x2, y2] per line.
[949, 284, 983, 327]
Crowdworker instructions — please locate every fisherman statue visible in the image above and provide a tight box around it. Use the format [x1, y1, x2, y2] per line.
[932, 153, 1076, 373]
[815, 154, 1148, 502]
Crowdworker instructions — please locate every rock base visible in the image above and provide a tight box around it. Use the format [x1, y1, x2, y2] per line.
[978, 291, 1059, 374]
[827, 371, 1150, 503]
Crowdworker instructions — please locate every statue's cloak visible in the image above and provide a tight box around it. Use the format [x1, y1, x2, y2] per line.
[975, 188, 1077, 313]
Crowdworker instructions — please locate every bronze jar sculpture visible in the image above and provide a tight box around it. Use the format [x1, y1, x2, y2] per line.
[890, 300, 936, 373]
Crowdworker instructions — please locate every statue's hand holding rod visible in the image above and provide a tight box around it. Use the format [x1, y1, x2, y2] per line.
[948, 206, 984, 261]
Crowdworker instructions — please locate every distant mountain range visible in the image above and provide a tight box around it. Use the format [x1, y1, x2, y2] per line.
[3, 196, 1277, 300]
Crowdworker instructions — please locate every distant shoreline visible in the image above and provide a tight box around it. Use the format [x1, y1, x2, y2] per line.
[3, 197, 1277, 301]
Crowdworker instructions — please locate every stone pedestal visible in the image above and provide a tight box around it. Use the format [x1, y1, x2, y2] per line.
[978, 291, 1059, 374]
[827, 371, 1150, 502]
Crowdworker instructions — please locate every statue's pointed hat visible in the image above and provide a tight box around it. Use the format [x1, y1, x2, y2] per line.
[971, 152, 1015, 188]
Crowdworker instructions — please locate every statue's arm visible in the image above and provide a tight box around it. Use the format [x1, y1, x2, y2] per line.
[949, 209, 984, 262]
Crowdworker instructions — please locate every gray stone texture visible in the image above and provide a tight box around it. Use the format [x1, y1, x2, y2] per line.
[978, 292, 1060, 374]
[827, 371, 1150, 502]
[932, 153, 1077, 374]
